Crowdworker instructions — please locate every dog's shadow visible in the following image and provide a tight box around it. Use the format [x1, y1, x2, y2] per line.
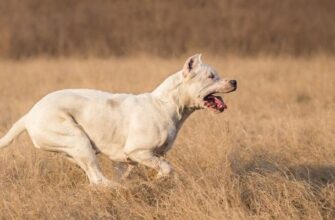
[230, 153, 335, 187]
[286, 164, 335, 186]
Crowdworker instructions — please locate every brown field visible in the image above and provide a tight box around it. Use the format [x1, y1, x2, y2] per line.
[1, 0, 335, 58]
[0, 55, 334, 219]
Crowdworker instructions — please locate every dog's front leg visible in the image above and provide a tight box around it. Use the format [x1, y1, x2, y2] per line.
[127, 150, 173, 178]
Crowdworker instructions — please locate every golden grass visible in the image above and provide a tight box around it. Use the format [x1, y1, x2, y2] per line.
[0, 55, 334, 219]
[1, 0, 335, 58]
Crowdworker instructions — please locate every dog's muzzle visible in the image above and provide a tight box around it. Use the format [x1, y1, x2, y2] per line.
[229, 80, 237, 91]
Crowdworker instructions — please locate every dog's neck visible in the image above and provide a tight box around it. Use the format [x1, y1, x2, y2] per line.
[151, 71, 195, 123]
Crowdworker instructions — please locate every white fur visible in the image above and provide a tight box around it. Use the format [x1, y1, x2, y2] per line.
[0, 54, 236, 187]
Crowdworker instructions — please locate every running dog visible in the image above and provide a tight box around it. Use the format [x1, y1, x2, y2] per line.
[0, 54, 237, 187]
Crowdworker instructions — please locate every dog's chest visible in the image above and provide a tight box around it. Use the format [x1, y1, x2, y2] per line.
[154, 125, 177, 156]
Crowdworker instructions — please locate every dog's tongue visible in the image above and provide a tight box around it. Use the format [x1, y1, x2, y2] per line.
[213, 96, 227, 111]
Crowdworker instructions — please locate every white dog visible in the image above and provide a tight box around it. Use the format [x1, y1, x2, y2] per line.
[0, 54, 236, 187]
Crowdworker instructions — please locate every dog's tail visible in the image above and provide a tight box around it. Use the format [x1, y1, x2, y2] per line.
[0, 115, 26, 149]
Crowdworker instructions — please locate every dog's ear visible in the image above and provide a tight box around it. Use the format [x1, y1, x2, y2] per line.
[183, 54, 202, 78]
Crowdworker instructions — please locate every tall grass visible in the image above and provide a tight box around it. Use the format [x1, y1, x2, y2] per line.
[0, 0, 335, 58]
[0, 55, 334, 219]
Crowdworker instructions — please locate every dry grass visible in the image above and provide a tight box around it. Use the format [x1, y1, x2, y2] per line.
[1, 0, 335, 58]
[0, 55, 334, 219]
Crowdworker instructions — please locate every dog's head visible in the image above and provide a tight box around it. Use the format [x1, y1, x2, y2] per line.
[181, 54, 237, 113]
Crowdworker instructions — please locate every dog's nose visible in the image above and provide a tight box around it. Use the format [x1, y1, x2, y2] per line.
[229, 80, 237, 87]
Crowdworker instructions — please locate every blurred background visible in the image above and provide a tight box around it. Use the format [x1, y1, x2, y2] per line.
[0, 0, 334, 59]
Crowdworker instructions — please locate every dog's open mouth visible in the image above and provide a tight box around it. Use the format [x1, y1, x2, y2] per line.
[203, 93, 227, 112]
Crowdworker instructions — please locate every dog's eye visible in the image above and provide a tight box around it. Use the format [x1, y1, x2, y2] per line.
[208, 73, 215, 79]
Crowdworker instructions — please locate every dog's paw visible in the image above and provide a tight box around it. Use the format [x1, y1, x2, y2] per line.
[156, 161, 173, 178]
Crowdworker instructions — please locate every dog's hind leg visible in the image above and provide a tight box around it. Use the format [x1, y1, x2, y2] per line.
[64, 147, 116, 187]
[27, 116, 120, 187]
